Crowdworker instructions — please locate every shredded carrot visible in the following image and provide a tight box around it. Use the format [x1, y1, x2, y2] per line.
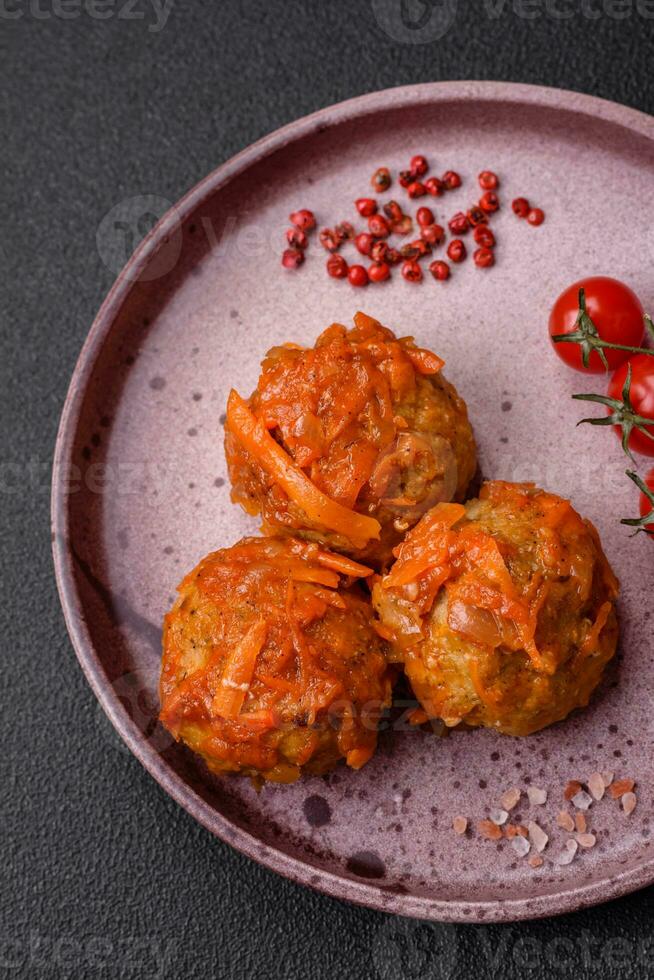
[579, 601, 612, 657]
[235, 709, 277, 731]
[352, 311, 379, 332]
[286, 581, 313, 689]
[404, 346, 445, 375]
[256, 674, 300, 697]
[309, 586, 347, 610]
[211, 619, 267, 719]
[226, 390, 381, 548]
[314, 549, 374, 579]
[383, 503, 465, 588]
[372, 620, 395, 642]
[289, 567, 340, 588]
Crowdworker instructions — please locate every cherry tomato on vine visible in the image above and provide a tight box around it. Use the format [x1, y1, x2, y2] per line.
[621, 469, 654, 537]
[549, 276, 644, 374]
[640, 470, 654, 532]
[607, 355, 654, 456]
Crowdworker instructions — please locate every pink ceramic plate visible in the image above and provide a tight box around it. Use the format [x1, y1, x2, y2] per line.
[52, 82, 654, 922]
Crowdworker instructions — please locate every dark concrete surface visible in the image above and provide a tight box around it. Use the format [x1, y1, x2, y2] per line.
[2, 1, 654, 977]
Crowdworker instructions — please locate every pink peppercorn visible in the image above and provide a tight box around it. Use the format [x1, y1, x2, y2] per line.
[282, 249, 304, 269]
[348, 264, 369, 287]
[429, 260, 450, 281]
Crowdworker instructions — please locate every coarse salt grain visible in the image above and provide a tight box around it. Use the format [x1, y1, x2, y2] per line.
[622, 792, 637, 816]
[577, 833, 597, 849]
[527, 787, 547, 806]
[575, 812, 587, 834]
[556, 811, 575, 832]
[528, 822, 549, 853]
[478, 819, 503, 841]
[602, 771, 614, 788]
[501, 788, 521, 811]
[609, 779, 635, 800]
[564, 780, 583, 801]
[588, 772, 605, 801]
[528, 855, 544, 869]
[453, 816, 468, 835]
[505, 824, 528, 839]
[556, 840, 578, 866]
[511, 835, 531, 858]
[490, 809, 509, 826]
[572, 790, 593, 811]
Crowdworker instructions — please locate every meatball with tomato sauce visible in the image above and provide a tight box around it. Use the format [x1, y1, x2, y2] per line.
[373, 482, 619, 736]
[159, 537, 392, 783]
[224, 313, 476, 568]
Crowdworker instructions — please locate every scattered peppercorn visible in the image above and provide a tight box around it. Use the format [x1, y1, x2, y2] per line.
[474, 247, 495, 268]
[348, 264, 369, 287]
[479, 191, 500, 213]
[354, 232, 374, 256]
[416, 206, 435, 227]
[289, 209, 316, 231]
[282, 248, 304, 270]
[449, 212, 469, 235]
[429, 259, 450, 281]
[368, 261, 391, 283]
[326, 254, 348, 278]
[371, 167, 391, 193]
[425, 177, 444, 196]
[400, 241, 422, 260]
[286, 227, 308, 249]
[401, 259, 423, 282]
[474, 225, 496, 248]
[478, 171, 499, 190]
[383, 201, 403, 222]
[368, 214, 391, 238]
[334, 221, 355, 244]
[410, 154, 428, 177]
[447, 239, 467, 263]
[285, 162, 542, 285]
[319, 228, 340, 252]
[466, 206, 488, 227]
[411, 238, 431, 258]
[442, 171, 462, 190]
[420, 223, 445, 246]
[407, 181, 426, 199]
[391, 215, 413, 236]
[370, 240, 388, 263]
[355, 198, 377, 217]
[512, 197, 530, 218]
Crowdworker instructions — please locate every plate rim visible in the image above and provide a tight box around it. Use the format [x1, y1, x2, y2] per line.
[52, 80, 654, 923]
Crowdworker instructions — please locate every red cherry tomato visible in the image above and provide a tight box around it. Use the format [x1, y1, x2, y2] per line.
[640, 469, 654, 533]
[608, 355, 654, 456]
[549, 276, 644, 374]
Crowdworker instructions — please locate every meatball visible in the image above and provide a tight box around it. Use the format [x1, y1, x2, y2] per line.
[224, 312, 476, 567]
[373, 482, 619, 736]
[159, 536, 392, 783]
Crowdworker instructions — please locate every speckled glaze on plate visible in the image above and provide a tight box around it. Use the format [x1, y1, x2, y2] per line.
[52, 82, 654, 923]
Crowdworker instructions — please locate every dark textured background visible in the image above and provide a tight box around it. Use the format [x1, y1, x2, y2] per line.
[2, 1, 654, 977]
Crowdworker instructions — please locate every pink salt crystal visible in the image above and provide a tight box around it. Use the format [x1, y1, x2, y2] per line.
[588, 772, 605, 802]
[622, 792, 637, 816]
